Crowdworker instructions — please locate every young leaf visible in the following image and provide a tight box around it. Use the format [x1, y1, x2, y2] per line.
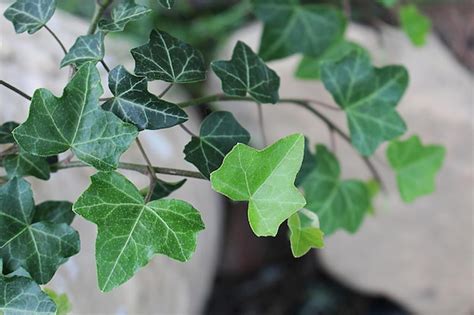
[158, 0, 175, 9]
[73, 172, 205, 292]
[3, 151, 51, 180]
[44, 288, 72, 315]
[0, 275, 56, 315]
[131, 30, 206, 83]
[3, 0, 56, 34]
[301, 145, 370, 235]
[211, 41, 280, 104]
[296, 41, 362, 80]
[211, 133, 306, 237]
[387, 135, 445, 202]
[252, 0, 346, 61]
[98, 0, 151, 33]
[13, 62, 138, 171]
[147, 178, 186, 201]
[0, 178, 80, 284]
[321, 49, 408, 156]
[103, 65, 188, 130]
[60, 32, 105, 68]
[184, 111, 251, 179]
[399, 5, 431, 47]
[0, 122, 19, 144]
[33, 201, 75, 225]
[288, 209, 324, 258]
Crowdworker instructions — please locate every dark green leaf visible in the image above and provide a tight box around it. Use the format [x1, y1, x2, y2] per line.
[33, 201, 75, 225]
[301, 145, 370, 235]
[103, 65, 188, 130]
[211, 134, 306, 236]
[148, 178, 186, 201]
[211, 41, 280, 104]
[252, 0, 346, 61]
[387, 135, 445, 202]
[73, 172, 204, 292]
[321, 49, 408, 156]
[399, 4, 431, 47]
[158, 0, 175, 9]
[13, 62, 138, 171]
[3, 0, 56, 34]
[0, 275, 56, 315]
[3, 150, 51, 180]
[131, 30, 206, 83]
[0, 178, 80, 284]
[184, 111, 251, 179]
[98, 0, 151, 33]
[0, 122, 19, 144]
[295, 137, 315, 187]
[288, 209, 324, 257]
[60, 32, 105, 68]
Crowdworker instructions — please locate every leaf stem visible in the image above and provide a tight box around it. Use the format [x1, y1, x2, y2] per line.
[44, 25, 68, 55]
[135, 137, 159, 201]
[0, 80, 32, 101]
[179, 124, 197, 137]
[158, 83, 174, 98]
[88, 0, 115, 35]
[100, 60, 111, 73]
[257, 103, 268, 146]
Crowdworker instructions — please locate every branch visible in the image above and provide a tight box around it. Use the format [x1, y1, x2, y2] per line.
[0, 80, 31, 101]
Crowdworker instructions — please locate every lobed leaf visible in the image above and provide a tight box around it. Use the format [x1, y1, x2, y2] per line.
[3, 0, 56, 34]
[60, 32, 105, 68]
[98, 0, 151, 33]
[399, 4, 431, 47]
[184, 111, 251, 179]
[73, 172, 204, 292]
[0, 122, 19, 144]
[13, 62, 138, 171]
[3, 150, 51, 180]
[211, 133, 306, 237]
[288, 209, 324, 258]
[148, 178, 186, 201]
[103, 65, 188, 130]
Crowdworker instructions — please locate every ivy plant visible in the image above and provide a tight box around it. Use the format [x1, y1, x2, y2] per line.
[0, 0, 445, 312]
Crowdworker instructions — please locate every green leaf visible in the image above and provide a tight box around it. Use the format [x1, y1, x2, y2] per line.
[73, 171, 204, 292]
[131, 30, 206, 83]
[387, 135, 445, 202]
[3, 0, 56, 34]
[0, 178, 80, 284]
[0, 275, 56, 315]
[295, 137, 315, 187]
[301, 145, 370, 235]
[211, 41, 280, 104]
[0, 122, 19, 144]
[184, 111, 251, 179]
[158, 0, 175, 9]
[33, 201, 75, 225]
[3, 150, 51, 180]
[13, 62, 138, 171]
[211, 133, 306, 236]
[321, 49, 408, 156]
[377, 0, 398, 8]
[60, 32, 105, 68]
[252, 0, 346, 61]
[98, 0, 151, 33]
[288, 209, 324, 258]
[148, 178, 186, 201]
[44, 288, 72, 315]
[366, 179, 380, 215]
[399, 4, 431, 47]
[103, 65, 188, 130]
[296, 41, 362, 80]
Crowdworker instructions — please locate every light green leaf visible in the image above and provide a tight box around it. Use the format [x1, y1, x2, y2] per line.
[0, 122, 19, 144]
[0, 275, 56, 315]
[3, 150, 51, 180]
[288, 209, 324, 258]
[33, 201, 75, 225]
[73, 171, 204, 292]
[184, 111, 251, 179]
[158, 0, 175, 9]
[60, 32, 105, 68]
[301, 144, 370, 235]
[399, 4, 431, 47]
[387, 135, 445, 202]
[0, 178, 80, 284]
[98, 0, 151, 33]
[366, 179, 380, 215]
[13, 62, 138, 171]
[211, 133, 306, 236]
[131, 30, 206, 83]
[252, 0, 346, 61]
[211, 41, 280, 104]
[296, 41, 362, 80]
[147, 178, 186, 201]
[3, 0, 56, 34]
[44, 288, 72, 315]
[321, 49, 408, 156]
[103, 65, 188, 130]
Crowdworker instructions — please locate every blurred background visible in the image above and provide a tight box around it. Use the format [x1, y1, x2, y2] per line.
[0, 0, 473, 314]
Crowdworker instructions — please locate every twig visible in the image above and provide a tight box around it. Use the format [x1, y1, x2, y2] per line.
[0, 80, 31, 101]
[158, 83, 173, 98]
